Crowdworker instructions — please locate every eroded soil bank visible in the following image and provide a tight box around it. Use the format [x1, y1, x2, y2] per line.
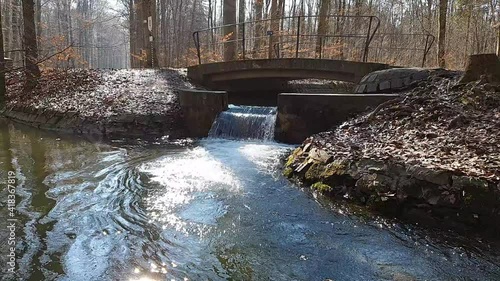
[3, 69, 195, 139]
[283, 71, 500, 234]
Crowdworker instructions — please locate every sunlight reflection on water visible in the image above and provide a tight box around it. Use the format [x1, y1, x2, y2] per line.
[139, 145, 241, 234]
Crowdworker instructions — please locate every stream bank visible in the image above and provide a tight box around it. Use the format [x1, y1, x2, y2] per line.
[283, 71, 500, 234]
[3, 69, 195, 139]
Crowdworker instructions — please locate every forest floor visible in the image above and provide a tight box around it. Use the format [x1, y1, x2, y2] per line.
[6, 68, 193, 118]
[4, 68, 195, 138]
[284, 71, 500, 234]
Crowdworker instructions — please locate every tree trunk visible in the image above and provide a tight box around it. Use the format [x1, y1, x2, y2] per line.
[316, 0, 330, 58]
[129, 0, 138, 68]
[66, 0, 74, 67]
[223, 0, 236, 61]
[139, 0, 157, 68]
[160, 0, 168, 66]
[35, 0, 41, 40]
[460, 53, 500, 83]
[0, 2, 7, 109]
[238, 0, 245, 56]
[22, 0, 40, 90]
[149, 0, 158, 67]
[437, 0, 447, 68]
[496, 27, 500, 57]
[11, 0, 22, 65]
[3, 0, 12, 56]
[268, 0, 279, 58]
[335, 0, 346, 59]
[252, 0, 263, 56]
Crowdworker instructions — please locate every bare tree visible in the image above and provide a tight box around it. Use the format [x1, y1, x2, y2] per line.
[494, 18, 500, 57]
[22, 0, 41, 89]
[0, 2, 6, 108]
[223, 0, 237, 61]
[437, 0, 448, 67]
[316, 0, 330, 58]
[252, 0, 264, 55]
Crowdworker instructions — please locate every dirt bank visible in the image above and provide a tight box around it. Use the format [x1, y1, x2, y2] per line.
[3, 68, 196, 139]
[283, 71, 500, 234]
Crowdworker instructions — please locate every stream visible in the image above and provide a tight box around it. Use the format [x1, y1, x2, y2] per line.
[0, 106, 499, 280]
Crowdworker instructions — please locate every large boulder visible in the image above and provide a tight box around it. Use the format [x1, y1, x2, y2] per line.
[354, 67, 431, 94]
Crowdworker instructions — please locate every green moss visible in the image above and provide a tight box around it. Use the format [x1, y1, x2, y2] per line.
[305, 163, 324, 180]
[321, 160, 347, 178]
[285, 147, 303, 167]
[285, 155, 295, 167]
[283, 167, 293, 178]
[311, 182, 333, 193]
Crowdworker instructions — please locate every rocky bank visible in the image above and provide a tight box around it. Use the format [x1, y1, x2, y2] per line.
[283, 71, 500, 234]
[3, 68, 196, 139]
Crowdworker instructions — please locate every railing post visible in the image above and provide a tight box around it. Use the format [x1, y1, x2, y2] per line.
[319, 36, 323, 59]
[296, 16, 301, 58]
[268, 34, 272, 59]
[242, 22, 246, 60]
[193, 31, 201, 65]
[363, 16, 373, 62]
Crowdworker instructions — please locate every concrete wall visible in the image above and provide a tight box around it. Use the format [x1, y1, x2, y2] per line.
[177, 89, 228, 138]
[276, 93, 399, 143]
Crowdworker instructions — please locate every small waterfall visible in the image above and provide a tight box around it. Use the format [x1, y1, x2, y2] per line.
[208, 105, 277, 141]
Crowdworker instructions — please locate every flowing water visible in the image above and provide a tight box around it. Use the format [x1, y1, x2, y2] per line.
[208, 105, 277, 141]
[0, 108, 499, 281]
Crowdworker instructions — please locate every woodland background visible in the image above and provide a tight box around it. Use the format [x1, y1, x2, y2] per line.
[1, 0, 499, 71]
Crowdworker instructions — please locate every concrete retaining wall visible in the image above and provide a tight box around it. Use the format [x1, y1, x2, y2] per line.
[2, 106, 187, 139]
[177, 89, 228, 138]
[276, 93, 399, 143]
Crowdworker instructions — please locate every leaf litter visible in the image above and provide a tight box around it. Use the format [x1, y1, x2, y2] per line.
[309, 71, 500, 182]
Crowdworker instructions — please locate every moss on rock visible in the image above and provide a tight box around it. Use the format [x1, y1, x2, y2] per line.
[285, 147, 303, 167]
[304, 163, 321, 180]
[283, 167, 294, 178]
[311, 182, 333, 193]
[321, 160, 348, 178]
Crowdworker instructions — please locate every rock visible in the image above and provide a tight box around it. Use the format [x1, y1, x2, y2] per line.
[305, 163, 325, 181]
[321, 160, 348, 178]
[406, 165, 452, 186]
[355, 173, 393, 194]
[354, 67, 431, 94]
[452, 175, 489, 190]
[308, 147, 332, 163]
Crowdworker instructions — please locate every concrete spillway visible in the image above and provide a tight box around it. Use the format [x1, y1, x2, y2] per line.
[208, 105, 277, 141]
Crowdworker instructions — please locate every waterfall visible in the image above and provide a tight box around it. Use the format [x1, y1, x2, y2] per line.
[208, 105, 277, 141]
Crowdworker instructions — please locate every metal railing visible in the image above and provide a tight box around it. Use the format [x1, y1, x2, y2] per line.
[193, 15, 380, 64]
[192, 15, 435, 67]
[369, 33, 435, 67]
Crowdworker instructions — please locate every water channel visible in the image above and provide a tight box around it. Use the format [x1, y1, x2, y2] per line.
[0, 106, 499, 280]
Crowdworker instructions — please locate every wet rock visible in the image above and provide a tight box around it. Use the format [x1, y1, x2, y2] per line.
[308, 147, 331, 163]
